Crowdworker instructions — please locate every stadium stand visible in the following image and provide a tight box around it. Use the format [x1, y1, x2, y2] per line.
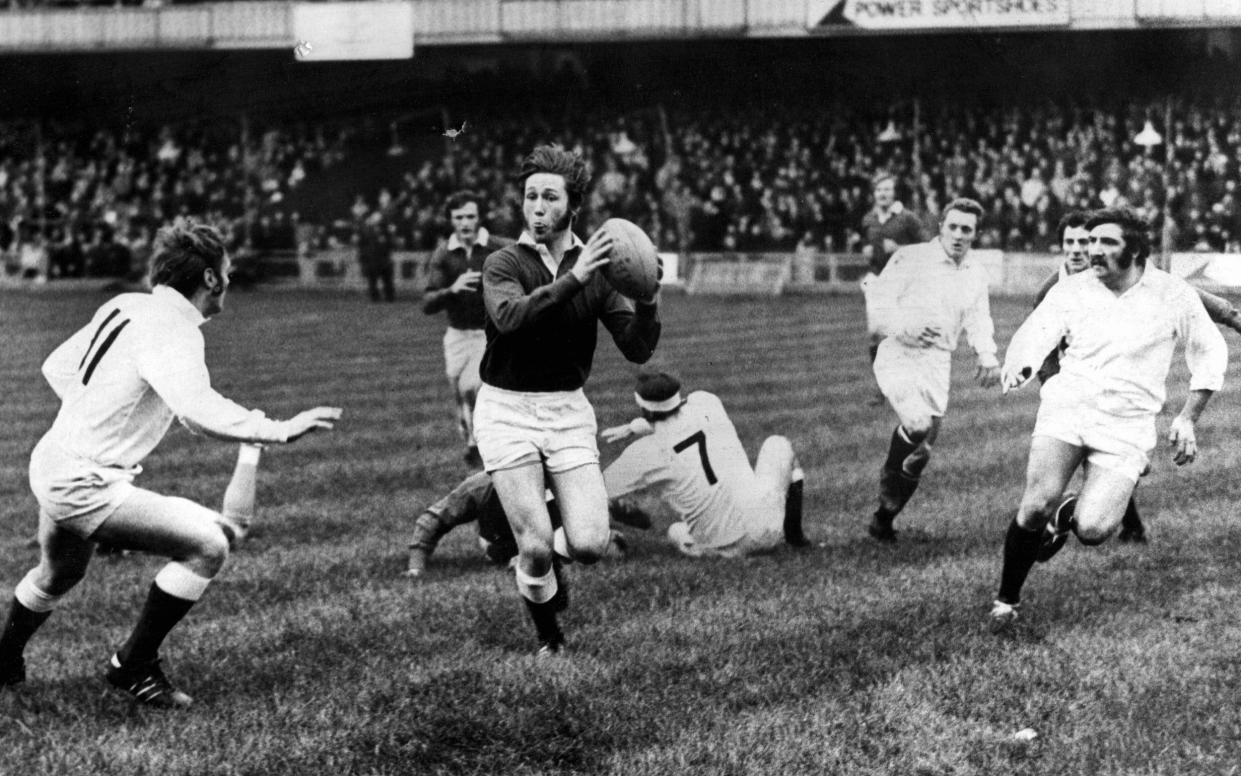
[5, 60, 1241, 279]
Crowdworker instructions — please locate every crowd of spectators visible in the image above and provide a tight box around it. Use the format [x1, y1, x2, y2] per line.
[6, 93, 1241, 281]
[0, 118, 350, 279]
[337, 95, 1241, 258]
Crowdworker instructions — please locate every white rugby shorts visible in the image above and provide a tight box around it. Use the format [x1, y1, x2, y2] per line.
[1033, 377, 1155, 483]
[473, 384, 599, 474]
[29, 436, 138, 538]
[442, 327, 486, 396]
[873, 339, 951, 430]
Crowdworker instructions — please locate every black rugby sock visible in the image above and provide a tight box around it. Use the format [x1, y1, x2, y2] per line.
[997, 519, 1043, 605]
[117, 584, 196, 667]
[0, 598, 52, 662]
[783, 480, 808, 546]
[1121, 495, 1143, 533]
[883, 426, 920, 472]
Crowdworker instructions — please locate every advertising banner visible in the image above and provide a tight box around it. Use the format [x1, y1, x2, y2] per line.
[811, 0, 1070, 30]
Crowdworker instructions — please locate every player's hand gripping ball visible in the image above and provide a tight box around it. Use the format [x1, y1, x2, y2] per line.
[593, 218, 661, 302]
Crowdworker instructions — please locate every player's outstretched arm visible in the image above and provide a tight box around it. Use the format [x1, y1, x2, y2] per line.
[601, 417, 654, 444]
[283, 406, 343, 442]
[219, 443, 262, 549]
[1194, 287, 1241, 335]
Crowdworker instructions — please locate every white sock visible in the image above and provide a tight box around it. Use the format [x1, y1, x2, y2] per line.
[15, 569, 62, 613]
[153, 562, 212, 602]
[514, 564, 558, 604]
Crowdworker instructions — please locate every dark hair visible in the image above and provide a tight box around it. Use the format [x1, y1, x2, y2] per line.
[1056, 210, 1092, 243]
[445, 190, 482, 220]
[518, 144, 591, 211]
[640, 404, 686, 423]
[942, 197, 984, 223]
[1086, 206, 1151, 266]
[149, 219, 227, 298]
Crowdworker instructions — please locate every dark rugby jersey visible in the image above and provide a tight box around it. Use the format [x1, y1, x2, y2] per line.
[861, 205, 927, 274]
[423, 230, 514, 330]
[480, 235, 660, 392]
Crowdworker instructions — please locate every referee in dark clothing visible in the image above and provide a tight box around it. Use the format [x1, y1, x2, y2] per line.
[474, 144, 660, 655]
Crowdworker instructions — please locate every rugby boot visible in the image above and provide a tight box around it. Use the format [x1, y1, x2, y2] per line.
[105, 654, 193, 709]
[867, 511, 897, 544]
[988, 600, 1021, 634]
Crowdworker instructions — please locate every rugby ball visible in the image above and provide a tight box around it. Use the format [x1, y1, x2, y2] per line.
[595, 218, 660, 301]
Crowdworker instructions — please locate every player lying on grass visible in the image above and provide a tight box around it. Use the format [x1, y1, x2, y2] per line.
[403, 471, 626, 577]
[600, 371, 809, 557]
[990, 207, 1226, 633]
[405, 371, 804, 572]
[1035, 210, 1241, 544]
[0, 220, 342, 708]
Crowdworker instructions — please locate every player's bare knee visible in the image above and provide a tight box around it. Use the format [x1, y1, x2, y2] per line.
[1075, 523, 1113, 545]
[1072, 511, 1114, 545]
[568, 535, 609, 565]
[516, 537, 554, 569]
[903, 417, 933, 440]
[192, 527, 231, 575]
[1016, 493, 1056, 529]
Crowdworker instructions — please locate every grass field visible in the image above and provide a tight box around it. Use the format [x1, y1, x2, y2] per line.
[2, 286, 1240, 775]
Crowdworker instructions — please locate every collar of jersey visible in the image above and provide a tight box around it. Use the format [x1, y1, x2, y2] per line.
[1083, 263, 1157, 297]
[152, 284, 206, 327]
[518, 230, 585, 274]
[448, 227, 490, 252]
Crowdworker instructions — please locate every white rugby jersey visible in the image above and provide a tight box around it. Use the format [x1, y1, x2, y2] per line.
[1005, 266, 1227, 417]
[869, 239, 998, 363]
[603, 391, 759, 551]
[39, 285, 288, 469]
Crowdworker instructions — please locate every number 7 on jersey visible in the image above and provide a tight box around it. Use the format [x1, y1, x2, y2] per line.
[674, 430, 717, 485]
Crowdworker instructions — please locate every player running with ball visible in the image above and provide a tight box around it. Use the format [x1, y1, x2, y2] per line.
[474, 144, 660, 655]
[990, 207, 1226, 632]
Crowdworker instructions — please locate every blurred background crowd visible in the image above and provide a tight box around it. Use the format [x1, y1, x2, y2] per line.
[3, 32, 1239, 279]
